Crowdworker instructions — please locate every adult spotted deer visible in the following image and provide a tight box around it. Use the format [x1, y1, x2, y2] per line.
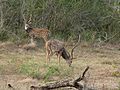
[23, 15, 51, 43]
[45, 34, 81, 67]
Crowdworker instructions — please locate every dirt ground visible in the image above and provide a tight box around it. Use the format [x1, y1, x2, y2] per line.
[0, 42, 120, 90]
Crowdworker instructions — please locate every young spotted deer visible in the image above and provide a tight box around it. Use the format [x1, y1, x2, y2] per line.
[45, 34, 81, 67]
[23, 15, 51, 43]
[25, 24, 50, 43]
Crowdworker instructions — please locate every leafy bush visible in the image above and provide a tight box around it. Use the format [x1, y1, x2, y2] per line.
[0, 0, 119, 43]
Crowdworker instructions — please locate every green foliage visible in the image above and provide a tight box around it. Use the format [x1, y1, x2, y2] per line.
[0, 0, 120, 43]
[44, 65, 60, 81]
[112, 71, 120, 77]
[19, 60, 41, 79]
[0, 30, 9, 41]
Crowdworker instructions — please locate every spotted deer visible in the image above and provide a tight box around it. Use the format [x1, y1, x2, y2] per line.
[45, 34, 80, 67]
[23, 15, 51, 43]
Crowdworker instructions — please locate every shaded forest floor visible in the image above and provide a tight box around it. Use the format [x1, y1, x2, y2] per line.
[0, 42, 120, 90]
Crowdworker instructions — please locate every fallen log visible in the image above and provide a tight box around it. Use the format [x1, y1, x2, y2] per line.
[30, 66, 89, 90]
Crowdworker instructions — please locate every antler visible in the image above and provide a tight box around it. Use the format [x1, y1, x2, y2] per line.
[71, 34, 81, 59]
[22, 14, 26, 24]
[28, 14, 32, 24]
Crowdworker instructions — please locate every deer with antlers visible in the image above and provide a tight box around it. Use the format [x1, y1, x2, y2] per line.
[23, 14, 51, 43]
[45, 34, 80, 67]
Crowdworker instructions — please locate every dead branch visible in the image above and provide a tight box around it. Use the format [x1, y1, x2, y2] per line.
[30, 66, 89, 90]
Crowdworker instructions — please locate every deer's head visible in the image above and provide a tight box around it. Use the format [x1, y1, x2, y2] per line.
[23, 14, 32, 30]
[25, 23, 30, 30]
[61, 34, 81, 67]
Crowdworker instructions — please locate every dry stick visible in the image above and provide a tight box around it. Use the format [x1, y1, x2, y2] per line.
[73, 66, 89, 90]
[30, 66, 89, 90]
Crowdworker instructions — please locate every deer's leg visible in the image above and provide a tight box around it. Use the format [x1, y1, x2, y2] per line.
[43, 36, 47, 43]
[46, 49, 50, 64]
[58, 51, 62, 65]
[46, 44, 53, 64]
[30, 35, 34, 43]
[43, 37, 47, 48]
[49, 46, 53, 56]
[30, 38, 34, 43]
[54, 51, 59, 56]
[58, 54, 60, 65]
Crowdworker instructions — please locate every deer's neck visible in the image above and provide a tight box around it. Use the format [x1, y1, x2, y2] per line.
[61, 48, 70, 60]
[25, 27, 33, 33]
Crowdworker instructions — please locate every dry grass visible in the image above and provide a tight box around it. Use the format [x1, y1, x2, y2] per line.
[0, 42, 120, 90]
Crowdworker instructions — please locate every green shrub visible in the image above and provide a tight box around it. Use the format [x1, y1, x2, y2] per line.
[44, 65, 60, 81]
[19, 61, 41, 79]
[0, 0, 119, 43]
[0, 31, 9, 41]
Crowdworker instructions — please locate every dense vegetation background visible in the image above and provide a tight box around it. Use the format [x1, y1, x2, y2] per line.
[0, 0, 120, 44]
